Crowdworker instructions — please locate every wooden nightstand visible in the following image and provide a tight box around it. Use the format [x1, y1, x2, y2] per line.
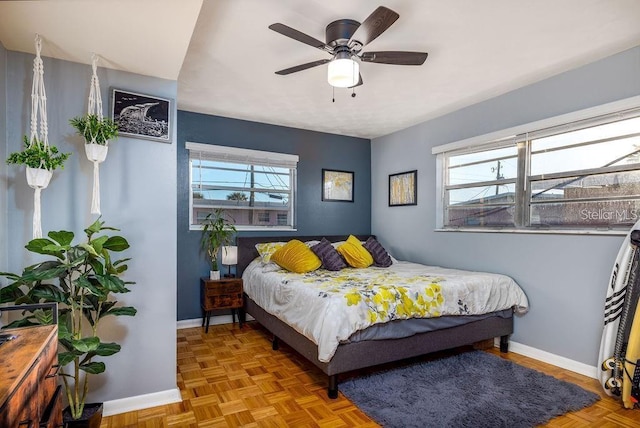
[200, 277, 244, 333]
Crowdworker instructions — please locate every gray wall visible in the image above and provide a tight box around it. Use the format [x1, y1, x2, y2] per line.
[5, 51, 178, 403]
[372, 46, 640, 366]
[177, 111, 371, 320]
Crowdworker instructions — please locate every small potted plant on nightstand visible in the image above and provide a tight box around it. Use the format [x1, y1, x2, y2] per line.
[201, 208, 237, 280]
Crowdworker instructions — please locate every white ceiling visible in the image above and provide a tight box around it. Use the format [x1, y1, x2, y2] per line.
[1, 0, 639, 139]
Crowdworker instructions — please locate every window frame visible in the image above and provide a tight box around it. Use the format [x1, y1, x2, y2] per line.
[187, 142, 299, 231]
[434, 96, 640, 234]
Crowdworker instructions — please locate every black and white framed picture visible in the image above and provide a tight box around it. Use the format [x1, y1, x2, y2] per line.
[111, 88, 172, 143]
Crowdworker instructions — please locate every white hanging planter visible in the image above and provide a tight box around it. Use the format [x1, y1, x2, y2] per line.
[85, 143, 108, 163]
[25, 166, 52, 239]
[85, 143, 108, 215]
[26, 167, 52, 189]
[70, 55, 117, 216]
[209, 270, 221, 280]
[7, 35, 71, 239]
[84, 143, 109, 214]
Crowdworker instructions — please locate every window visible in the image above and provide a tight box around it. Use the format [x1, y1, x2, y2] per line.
[437, 103, 640, 231]
[187, 143, 298, 230]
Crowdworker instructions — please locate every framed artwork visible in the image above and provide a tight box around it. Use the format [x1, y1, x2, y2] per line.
[389, 170, 417, 206]
[322, 169, 354, 202]
[111, 88, 172, 143]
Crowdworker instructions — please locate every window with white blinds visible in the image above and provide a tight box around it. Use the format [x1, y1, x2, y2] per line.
[187, 143, 298, 230]
[437, 102, 640, 231]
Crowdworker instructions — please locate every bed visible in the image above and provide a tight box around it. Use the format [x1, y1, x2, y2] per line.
[238, 235, 528, 398]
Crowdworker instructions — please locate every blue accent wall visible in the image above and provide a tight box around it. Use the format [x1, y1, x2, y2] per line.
[176, 110, 371, 320]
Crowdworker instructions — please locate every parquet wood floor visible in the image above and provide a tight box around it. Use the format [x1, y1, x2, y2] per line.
[101, 322, 640, 427]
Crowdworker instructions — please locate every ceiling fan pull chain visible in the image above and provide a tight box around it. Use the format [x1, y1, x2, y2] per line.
[332, 86, 335, 103]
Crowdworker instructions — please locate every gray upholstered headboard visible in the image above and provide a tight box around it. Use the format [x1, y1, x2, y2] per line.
[237, 235, 374, 276]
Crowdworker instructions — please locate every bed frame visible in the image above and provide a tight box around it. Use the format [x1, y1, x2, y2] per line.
[237, 235, 513, 398]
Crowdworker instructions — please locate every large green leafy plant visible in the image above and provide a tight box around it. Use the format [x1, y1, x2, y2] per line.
[6, 135, 71, 170]
[0, 219, 136, 421]
[201, 208, 237, 271]
[69, 114, 119, 145]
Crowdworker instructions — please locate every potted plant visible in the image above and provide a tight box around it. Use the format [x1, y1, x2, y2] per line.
[201, 208, 237, 280]
[0, 218, 136, 427]
[6, 135, 71, 187]
[69, 114, 119, 214]
[69, 114, 118, 161]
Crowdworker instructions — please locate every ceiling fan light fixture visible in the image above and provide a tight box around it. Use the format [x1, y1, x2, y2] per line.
[327, 53, 359, 88]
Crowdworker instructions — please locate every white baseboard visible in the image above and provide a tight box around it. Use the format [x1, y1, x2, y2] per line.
[103, 388, 182, 417]
[177, 314, 255, 330]
[176, 318, 204, 329]
[495, 338, 598, 379]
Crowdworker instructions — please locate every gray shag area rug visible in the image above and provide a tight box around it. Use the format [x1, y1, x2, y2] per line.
[340, 351, 600, 428]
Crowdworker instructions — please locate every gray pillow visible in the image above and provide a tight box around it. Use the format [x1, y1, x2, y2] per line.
[311, 238, 347, 271]
[363, 237, 392, 267]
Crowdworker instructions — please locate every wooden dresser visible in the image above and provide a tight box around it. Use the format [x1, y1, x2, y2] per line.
[0, 324, 62, 427]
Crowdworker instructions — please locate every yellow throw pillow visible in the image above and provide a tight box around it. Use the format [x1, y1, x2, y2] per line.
[271, 239, 322, 273]
[337, 235, 374, 268]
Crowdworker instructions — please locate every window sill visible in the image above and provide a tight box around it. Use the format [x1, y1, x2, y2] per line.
[434, 227, 627, 236]
[235, 226, 298, 232]
[190, 225, 297, 232]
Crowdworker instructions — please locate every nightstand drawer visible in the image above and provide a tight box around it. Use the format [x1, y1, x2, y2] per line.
[205, 294, 243, 309]
[205, 283, 242, 296]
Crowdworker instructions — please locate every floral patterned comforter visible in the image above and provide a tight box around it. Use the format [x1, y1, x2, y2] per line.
[242, 260, 529, 362]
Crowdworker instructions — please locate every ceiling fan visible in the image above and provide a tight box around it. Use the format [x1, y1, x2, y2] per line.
[269, 6, 428, 89]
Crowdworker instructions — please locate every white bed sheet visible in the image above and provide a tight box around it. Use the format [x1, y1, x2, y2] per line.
[243, 260, 528, 362]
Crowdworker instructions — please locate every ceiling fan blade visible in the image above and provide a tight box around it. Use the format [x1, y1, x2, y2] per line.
[348, 73, 364, 88]
[360, 51, 428, 65]
[269, 23, 329, 51]
[275, 59, 330, 75]
[349, 6, 399, 47]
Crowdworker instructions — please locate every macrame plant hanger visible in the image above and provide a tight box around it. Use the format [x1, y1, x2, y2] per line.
[85, 54, 108, 215]
[27, 34, 52, 239]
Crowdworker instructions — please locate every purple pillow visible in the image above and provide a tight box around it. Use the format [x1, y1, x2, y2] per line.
[311, 238, 347, 271]
[363, 237, 392, 268]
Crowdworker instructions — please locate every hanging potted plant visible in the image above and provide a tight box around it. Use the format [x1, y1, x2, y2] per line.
[8, 35, 71, 239]
[0, 218, 136, 427]
[69, 114, 118, 215]
[69, 54, 117, 216]
[6, 135, 71, 187]
[70, 113, 118, 153]
[201, 208, 237, 280]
